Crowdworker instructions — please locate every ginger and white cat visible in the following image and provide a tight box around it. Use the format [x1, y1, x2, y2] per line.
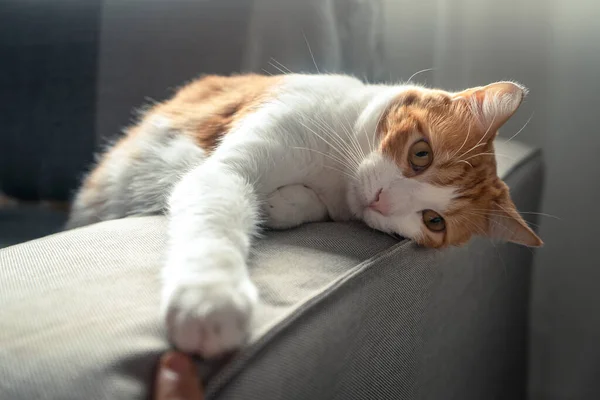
[67, 74, 542, 358]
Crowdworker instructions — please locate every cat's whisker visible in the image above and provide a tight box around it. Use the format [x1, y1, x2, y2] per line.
[357, 104, 374, 155]
[341, 112, 366, 160]
[484, 217, 536, 256]
[462, 152, 515, 162]
[314, 114, 360, 162]
[457, 115, 496, 160]
[454, 142, 487, 163]
[469, 211, 545, 229]
[348, 103, 371, 155]
[267, 61, 289, 75]
[293, 149, 357, 176]
[370, 109, 386, 154]
[479, 217, 511, 274]
[456, 215, 485, 236]
[269, 57, 293, 73]
[454, 215, 493, 246]
[455, 214, 512, 268]
[332, 112, 365, 161]
[302, 30, 320, 74]
[406, 67, 435, 83]
[369, 108, 386, 154]
[503, 113, 534, 144]
[510, 211, 560, 220]
[261, 69, 274, 76]
[323, 165, 358, 181]
[306, 116, 362, 168]
[354, 103, 376, 158]
[480, 115, 497, 144]
[463, 211, 542, 229]
[371, 109, 386, 151]
[345, 123, 367, 162]
[489, 204, 543, 255]
[496, 202, 549, 226]
[297, 120, 360, 169]
[456, 160, 473, 168]
[323, 115, 365, 167]
[308, 116, 347, 149]
[457, 141, 485, 160]
[451, 120, 472, 160]
[468, 208, 560, 220]
[292, 146, 357, 176]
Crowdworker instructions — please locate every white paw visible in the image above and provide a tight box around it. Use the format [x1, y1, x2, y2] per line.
[266, 184, 328, 229]
[163, 279, 258, 358]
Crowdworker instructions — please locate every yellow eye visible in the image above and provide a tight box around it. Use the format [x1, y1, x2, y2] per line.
[409, 140, 433, 171]
[422, 210, 446, 232]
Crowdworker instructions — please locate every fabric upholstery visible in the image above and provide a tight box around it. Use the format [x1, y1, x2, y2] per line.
[0, 140, 543, 400]
[0, 217, 397, 399]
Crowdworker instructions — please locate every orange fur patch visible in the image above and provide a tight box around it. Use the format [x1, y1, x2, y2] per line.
[152, 74, 282, 152]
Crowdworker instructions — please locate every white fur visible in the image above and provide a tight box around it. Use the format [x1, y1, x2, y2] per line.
[69, 74, 460, 357]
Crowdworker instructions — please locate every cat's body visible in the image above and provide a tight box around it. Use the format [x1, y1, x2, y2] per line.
[68, 74, 373, 229]
[67, 73, 541, 357]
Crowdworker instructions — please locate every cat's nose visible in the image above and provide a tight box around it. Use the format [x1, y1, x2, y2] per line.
[369, 189, 390, 215]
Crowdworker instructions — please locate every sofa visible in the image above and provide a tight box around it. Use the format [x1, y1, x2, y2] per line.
[0, 1, 543, 399]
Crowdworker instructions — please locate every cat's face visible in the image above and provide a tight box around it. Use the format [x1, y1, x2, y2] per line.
[348, 82, 542, 248]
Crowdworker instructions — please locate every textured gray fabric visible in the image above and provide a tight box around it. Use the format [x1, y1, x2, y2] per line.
[0, 140, 542, 400]
[0, 218, 396, 399]
[212, 240, 436, 400]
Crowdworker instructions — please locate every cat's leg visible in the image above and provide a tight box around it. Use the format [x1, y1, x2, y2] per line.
[265, 184, 328, 229]
[162, 157, 263, 358]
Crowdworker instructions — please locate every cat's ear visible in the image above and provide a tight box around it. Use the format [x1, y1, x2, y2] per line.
[454, 82, 528, 133]
[486, 194, 543, 247]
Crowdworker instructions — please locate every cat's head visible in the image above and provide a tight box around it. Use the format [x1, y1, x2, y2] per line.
[348, 81, 542, 248]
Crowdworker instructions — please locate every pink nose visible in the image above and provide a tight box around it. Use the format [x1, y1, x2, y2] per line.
[369, 189, 390, 215]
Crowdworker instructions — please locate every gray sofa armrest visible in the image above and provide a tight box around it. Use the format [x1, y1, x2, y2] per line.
[212, 143, 544, 400]
[0, 140, 543, 400]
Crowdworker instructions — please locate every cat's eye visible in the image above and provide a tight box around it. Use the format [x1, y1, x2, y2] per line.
[409, 140, 433, 171]
[422, 210, 446, 232]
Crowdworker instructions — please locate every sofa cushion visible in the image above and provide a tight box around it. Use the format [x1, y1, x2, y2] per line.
[0, 217, 399, 399]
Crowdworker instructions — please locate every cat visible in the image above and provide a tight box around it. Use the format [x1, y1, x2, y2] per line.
[66, 73, 542, 358]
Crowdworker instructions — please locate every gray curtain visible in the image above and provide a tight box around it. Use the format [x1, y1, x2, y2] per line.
[242, 0, 385, 80]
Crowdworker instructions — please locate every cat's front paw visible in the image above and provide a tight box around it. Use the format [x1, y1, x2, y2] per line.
[266, 184, 328, 229]
[163, 279, 258, 358]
